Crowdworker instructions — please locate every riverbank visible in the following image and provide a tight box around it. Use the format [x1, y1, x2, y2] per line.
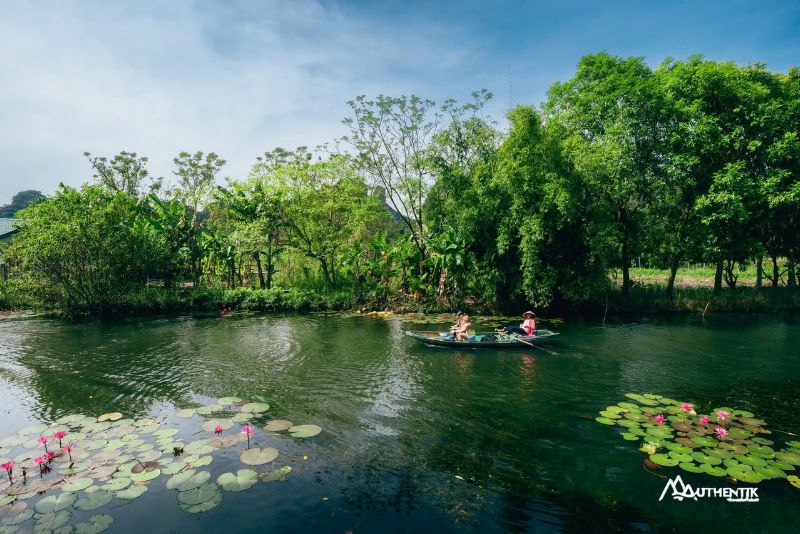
[2, 280, 799, 319]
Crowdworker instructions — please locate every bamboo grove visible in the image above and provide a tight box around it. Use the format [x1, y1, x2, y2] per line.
[4, 54, 800, 314]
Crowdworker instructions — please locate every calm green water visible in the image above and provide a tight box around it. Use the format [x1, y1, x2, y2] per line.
[1, 313, 799, 532]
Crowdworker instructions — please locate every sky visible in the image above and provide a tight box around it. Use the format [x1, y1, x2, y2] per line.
[1, 0, 799, 198]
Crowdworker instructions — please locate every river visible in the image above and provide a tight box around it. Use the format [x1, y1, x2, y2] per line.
[0, 313, 798, 532]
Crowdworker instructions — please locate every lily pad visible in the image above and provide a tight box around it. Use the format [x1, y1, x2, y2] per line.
[679, 462, 704, 473]
[768, 459, 795, 471]
[130, 468, 161, 482]
[727, 464, 763, 483]
[700, 463, 726, 477]
[209, 435, 241, 448]
[217, 469, 258, 492]
[62, 477, 94, 493]
[259, 466, 292, 482]
[137, 450, 162, 463]
[288, 424, 322, 438]
[1, 509, 32, 526]
[201, 419, 233, 433]
[35, 493, 76, 513]
[217, 397, 242, 406]
[692, 452, 722, 465]
[667, 451, 693, 463]
[240, 402, 270, 413]
[16, 424, 47, 437]
[788, 475, 800, 489]
[595, 417, 616, 425]
[176, 409, 195, 418]
[240, 447, 278, 466]
[755, 464, 787, 480]
[184, 440, 215, 456]
[161, 462, 188, 475]
[230, 414, 253, 423]
[177, 482, 222, 513]
[775, 451, 800, 466]
[691, 436, 717, 447]
[97, 413, 123, 422]
[184, 455, 213, 468]
[153, 429, 179, 440]
[74, 491, 113, 511]
[736, 454, 768, 467]
[116, 485, 148, 500]
[166, 469, 210, 492]
[100, 478, 131, 491]
[263, 420, 293, 432]
[74, 514, 113, 534]
[33, 510, 71, 531]
[650, 454, 679, 467]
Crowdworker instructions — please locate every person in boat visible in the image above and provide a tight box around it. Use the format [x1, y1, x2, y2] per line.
[453, 314, 473, 341]
[497, 311, 536, 337]
[448, 311, 466, 334]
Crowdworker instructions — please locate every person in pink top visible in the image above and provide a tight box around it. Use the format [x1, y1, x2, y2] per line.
[497, 311, 536, 336]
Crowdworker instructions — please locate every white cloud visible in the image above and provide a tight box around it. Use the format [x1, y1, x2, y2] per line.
[0, 0, 478, 196]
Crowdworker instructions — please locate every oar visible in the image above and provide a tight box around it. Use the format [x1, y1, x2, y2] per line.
[516, 338, 558, 355]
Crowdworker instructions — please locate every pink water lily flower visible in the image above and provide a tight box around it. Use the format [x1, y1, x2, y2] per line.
[680, 403, 694, 412]
[699, 416, 710, 424]
[63, 444, 73, 462]
[34, 456, 44, 466]
[214, 425, 223, 435]
[1, 461, 14, 482]
[715, 427, 728, 438]
[653, 414, 666, 424]
[38, 436, 49, 453]
[716, 410, 729, 420]
[53, 431, 66, 446]
[45, 451, 56, 461]
[242, 425, 254, 449]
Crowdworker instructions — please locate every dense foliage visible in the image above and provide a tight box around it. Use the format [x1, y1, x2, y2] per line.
[2, 54, 799, 315]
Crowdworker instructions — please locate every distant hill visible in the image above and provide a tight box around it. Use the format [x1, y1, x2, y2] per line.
[0, 190, 45, 217]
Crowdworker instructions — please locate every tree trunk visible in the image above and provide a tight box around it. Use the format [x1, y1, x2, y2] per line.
[723, 260, 737, 289]
[621, 238, 631, 296]
[265, 240, 273, 290]
[254, 253, 265, 289]
[713, 259, 723, 294]
[789, 261, 797, 289]
[320, 259, 334, 290]
[772, 255, 780, 288]
[756, 255, 763, 290]
[666, 252, 681, 299]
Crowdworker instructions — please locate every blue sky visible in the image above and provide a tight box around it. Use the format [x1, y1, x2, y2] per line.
[1, 0, 798, 197]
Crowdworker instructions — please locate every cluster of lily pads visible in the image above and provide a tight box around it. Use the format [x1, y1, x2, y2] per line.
[596, 393, 800, 489]
[0, 397, 322, 533]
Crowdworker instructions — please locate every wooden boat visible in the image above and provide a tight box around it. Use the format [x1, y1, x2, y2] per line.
[405, 329, 559, 349]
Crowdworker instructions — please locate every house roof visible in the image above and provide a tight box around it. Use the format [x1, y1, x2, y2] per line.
[0, 218, 21, 239]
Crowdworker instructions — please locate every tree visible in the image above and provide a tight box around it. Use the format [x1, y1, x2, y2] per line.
[249, 151, 388, 290]
[0, 190, 45, 217]
[84, 151, 161, 197]
[343, 92, 493, 286]
[171, 151, 227, 285]
[6, 185, 158, 314]
[546, 53, 667, 295]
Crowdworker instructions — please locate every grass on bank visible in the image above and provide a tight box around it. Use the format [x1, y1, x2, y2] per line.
[1, 265, 798, 317]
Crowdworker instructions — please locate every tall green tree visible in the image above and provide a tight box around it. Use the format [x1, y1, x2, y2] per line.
[546, 53, 667, 295]
[84, 151, 162, 197]
[171, 151, 226, 285]
[6, 185, 158, 314]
